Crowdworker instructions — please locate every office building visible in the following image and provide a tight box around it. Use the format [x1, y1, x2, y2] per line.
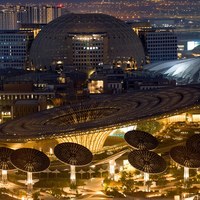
[139, 29, 177, 63]
[19, 23, 46, 38]
[0, 30, 33, 69]
[0, 10, 18, 30]
[17, 5, 63, 24]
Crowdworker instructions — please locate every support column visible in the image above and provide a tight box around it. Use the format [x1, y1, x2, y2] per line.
[27, 172, 33, 193]
[184, 167, 189, 182]
[70, 165, 76, 186]
[2, 170, 7, 184]
[144, 173, 150, 192]
[109, 160, 115, 180]
[49, 148, 53, 156]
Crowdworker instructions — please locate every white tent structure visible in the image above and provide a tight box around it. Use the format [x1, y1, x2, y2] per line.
[144, 58, 200, 84]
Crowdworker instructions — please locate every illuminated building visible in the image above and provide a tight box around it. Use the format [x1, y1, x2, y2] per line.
[190, 45, 200, 57]
[128, 22, 152, 35]
[0, 86, 199, 154]
[30, 13, 145, 70]
[0, 30, 33, 69]
[0, 82, 55, 123]
[88, 67, 126, 94]
[88, 80, 104, 94]
[19, 23, 46, 38]
[176, 31, 200, 59]
[70, 33, 105, 69]
[17, 5, 63, 24]
[46, 6, 62, 23]
[160, 112, 200, 124]
[139, 29, 177, 63]
[0, 10, 18, 30]
[179, 45, 200, 58]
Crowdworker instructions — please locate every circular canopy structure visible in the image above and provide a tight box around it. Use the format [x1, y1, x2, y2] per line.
[0, 86, 199, 143]
[10, 148, 50, 173]
[30, 13, 145, 68]
[170, 146, 200, 168]
[54, 142, 93, 166]
[186, 134, 200, 153]
[124, 130, 158, 150]
[0, 147, 15, 170]
[128, 150, 167, 174]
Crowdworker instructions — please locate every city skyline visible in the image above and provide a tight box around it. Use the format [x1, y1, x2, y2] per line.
[0, 0, 199, 199]
[1, 0, 200, 21]
[2, 0, 199, 2]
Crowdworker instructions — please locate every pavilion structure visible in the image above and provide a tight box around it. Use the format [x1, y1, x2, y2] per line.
[54, 142, 93, 186]
[10, 148, 50, 194]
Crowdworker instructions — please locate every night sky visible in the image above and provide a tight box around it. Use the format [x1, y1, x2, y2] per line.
[1, 0, 186, 3]
[3, 0, 87, 2]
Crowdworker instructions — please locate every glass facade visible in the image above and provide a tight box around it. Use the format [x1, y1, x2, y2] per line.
[0, 31, 31, 69]
[71, 34, 104, 67]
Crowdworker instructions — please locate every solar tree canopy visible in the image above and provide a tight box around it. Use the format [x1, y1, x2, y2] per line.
[0, 147, 15, 170]
[170, 146, 200, 169]
[10, 148, 50, 173]
[124, 130, 159, 150]
[128, 150, 167, 174]
[186, 134, 200, 153]
[54, 142, 93, 166]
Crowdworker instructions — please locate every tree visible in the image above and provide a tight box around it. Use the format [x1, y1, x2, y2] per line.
[137, 121, 162, 134]
[156, 176, 168, 186]
[120, 171, 136, 194]
[103, 177, 111, 190]
[145, 181, 152, 192]
[51, 188, 63, 198]
[32, 192, 40, 200]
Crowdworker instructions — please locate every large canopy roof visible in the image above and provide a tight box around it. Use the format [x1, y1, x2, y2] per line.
[54, 142, 93, 166]
[128, 150, 167, 174]
[186, 134, 200, 154]
[144, 58, 200, 84]
[170, 146, 200, 169]
[10, 148, 50, 173]
[124, 130, 158, 150]
[0, 147, 15, 170]
[0, 86, 199, 142]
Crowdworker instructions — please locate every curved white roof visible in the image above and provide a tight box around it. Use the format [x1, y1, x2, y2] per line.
[144, 58, 200, 84]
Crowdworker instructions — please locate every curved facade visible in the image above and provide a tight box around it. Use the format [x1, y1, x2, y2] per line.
[192, 45, 200, 53]
[144, 58, 200, 84]
[0, 86, 199, 153]
[30, 13, 145, 69]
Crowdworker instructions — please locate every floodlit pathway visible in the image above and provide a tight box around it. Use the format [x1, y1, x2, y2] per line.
[40, 192, 57, 200]
[76, 178, 113, 199]
[62, 177, 123, 199]
[84, 178, 104, 191]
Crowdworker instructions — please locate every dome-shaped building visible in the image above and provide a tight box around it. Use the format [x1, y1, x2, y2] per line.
[30, 13, 145, 70]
